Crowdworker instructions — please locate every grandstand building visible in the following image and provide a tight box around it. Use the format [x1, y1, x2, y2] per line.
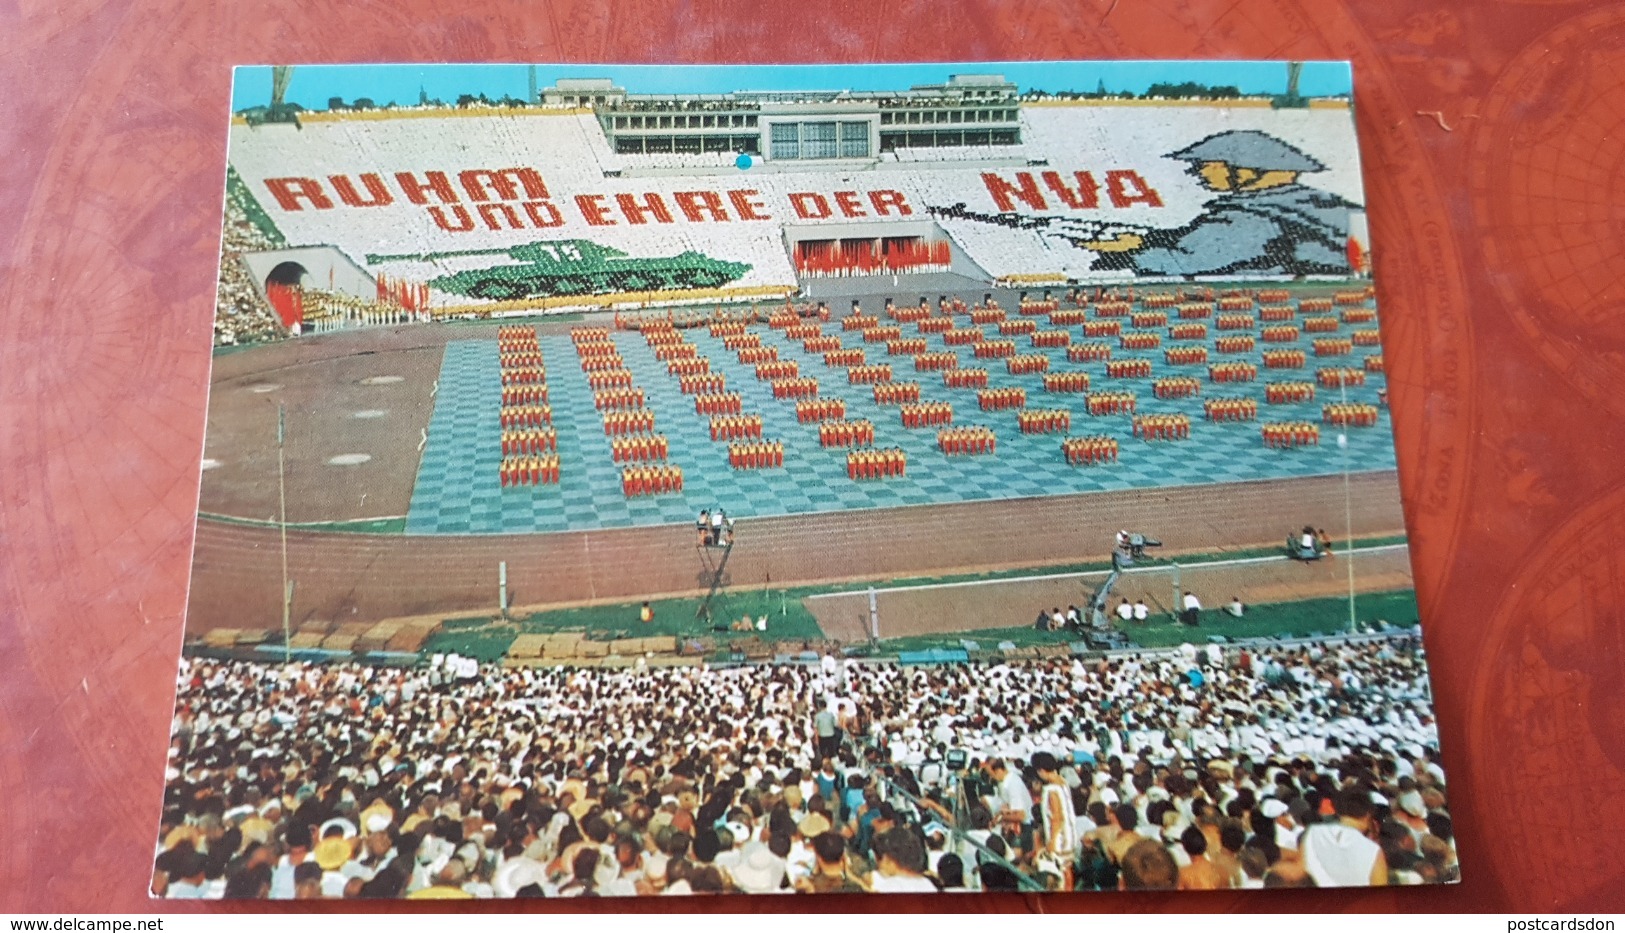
[548, 74, 1023, 164]
[220, 71, 1365, 334]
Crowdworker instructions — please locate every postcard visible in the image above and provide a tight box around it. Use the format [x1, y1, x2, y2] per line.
[156, 61, 1453, 900]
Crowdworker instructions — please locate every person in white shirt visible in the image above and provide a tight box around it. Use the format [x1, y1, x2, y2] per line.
[868, 827, 938, 893]
[985, 758, 1034, 832]
[1116, 599, 1134, 623]
[1033, 752, 1078, 889]
[1133, 600, 1150, 623]
[1300, 789, 1387, 887]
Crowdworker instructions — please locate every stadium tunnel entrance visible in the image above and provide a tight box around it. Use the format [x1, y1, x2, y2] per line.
[265, 260, 310, 290]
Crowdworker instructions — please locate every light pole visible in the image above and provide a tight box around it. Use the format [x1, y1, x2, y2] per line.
[1339, 378, 1356, 634]
[277, 402, 292, 662]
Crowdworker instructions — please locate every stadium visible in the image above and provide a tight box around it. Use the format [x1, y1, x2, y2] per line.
[159, 65, 1448, 900]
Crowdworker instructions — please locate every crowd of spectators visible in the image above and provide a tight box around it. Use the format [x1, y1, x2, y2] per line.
[154, 632, 1452, 899]
[214, 197, 288, 347]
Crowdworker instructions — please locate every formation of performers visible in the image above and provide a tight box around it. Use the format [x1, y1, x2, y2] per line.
[900, 401, 954, 428]
[1062, 435, 1120, 465]
[1042, 371, 1090, 393]
[1017, 408, 1072, 434]
[1318, 367, 1367, 388]
[1106, 358, 1153, 378]
[1164, 345, 1208, 365]
[1203, 397, 1259, 422]
[501, 428, 557, 455]
[1133, 413, 1191, 440]
[678, 373, 726, 395]
[1322, 403, 1381, 427]
[978, 387, 1026, 411]
[694, 392, 743, 415]
[872, 382, 922, 405]
[1262, 422, 1322, 448]
[796, 398, 845, 422]
[770, 377, 819, 400]
[972, 339, 1017, 359]
[1153, 376, 1201, 399]
[1019, 297, 1060, 314]
[593, 387, 644, 411]
[942, 368, 988, 389]
[652, 343, 698, 361]
[937, 425, 998, 455]
[610, 434, 669, 463]
[847, 364, 892, 384]
[727, 441, 785, 469]
[860, 326, 902, 343]
[499, 404, 551, 428]
[1265, 381, 1317, 404]
[601, 409, 657, 435]
[847, 447, 907, 479]
[1263, 349, 1308, 368]
[622, 464, 684, 496]
[498, 350, 544, 368]
[754, 361, 798, 379]
[500, 365, 546, 386]
[487, 289, 1389, 496]
[586, 369, 634, 390]
[1068, 342, 1112, 362]
[1208, 362, 1259, 383]
[710, 414, 763, 441]
[500, 327, 556, 487]
[1086, 391, 1138, 415]
[818, 419, 876, 448]
[1006, 354, 1050, 375]
[500, 455, 560, 486]
[666, 358, 709, 376]
[500, 384, 548, 406]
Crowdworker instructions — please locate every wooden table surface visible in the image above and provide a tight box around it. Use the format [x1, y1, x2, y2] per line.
[3, 0, 1622, 913]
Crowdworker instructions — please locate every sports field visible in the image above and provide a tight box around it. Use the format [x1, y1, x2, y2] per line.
[189, 286, 1406, 641]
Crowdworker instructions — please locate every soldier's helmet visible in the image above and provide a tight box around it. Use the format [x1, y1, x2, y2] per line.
[1168, 130, 1324, 173]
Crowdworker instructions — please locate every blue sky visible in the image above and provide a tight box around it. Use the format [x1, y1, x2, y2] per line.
[232, 61, 1352, 111]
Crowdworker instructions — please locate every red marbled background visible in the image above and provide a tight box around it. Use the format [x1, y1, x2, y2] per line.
[2, 0, 1621, 913]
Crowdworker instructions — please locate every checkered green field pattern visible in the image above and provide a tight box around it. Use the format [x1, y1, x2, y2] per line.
[406, 306, 1396, 534]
